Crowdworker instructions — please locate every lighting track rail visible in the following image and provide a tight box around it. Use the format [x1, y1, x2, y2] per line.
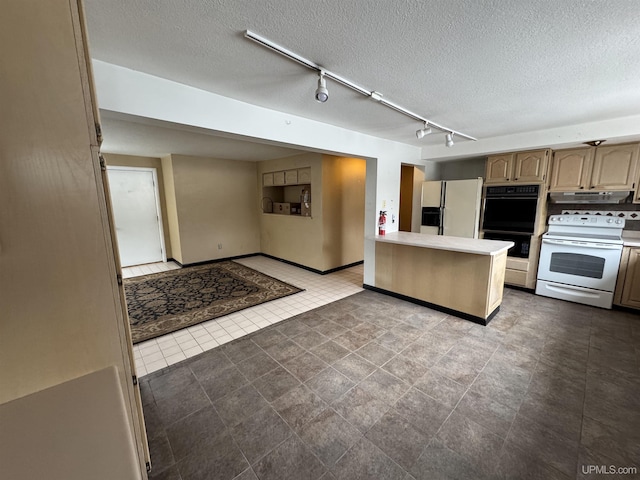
[244, 30, 477, 144]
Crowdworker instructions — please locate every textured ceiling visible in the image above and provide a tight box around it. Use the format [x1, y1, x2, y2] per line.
[85, 0, 640, 158]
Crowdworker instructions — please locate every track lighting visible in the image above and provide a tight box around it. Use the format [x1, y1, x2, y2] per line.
[445, 132, 454, 147]
[244, 30, 477, 144]
[416, 123, 432, 139]
[315, 71, 329, 103]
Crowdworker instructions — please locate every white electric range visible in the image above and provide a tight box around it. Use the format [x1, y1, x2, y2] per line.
[536, 214, 625, 309]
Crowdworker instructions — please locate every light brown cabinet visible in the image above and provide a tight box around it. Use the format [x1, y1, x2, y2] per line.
[591, 143, 639, 190]
[485, 154, 514, 183]
[273, 171, 286, 185]
[614, 247, 640, 309]
[550, 143, 639, 192]
[263, 167, 311, 187]
[298, 167, 311, 184]
[548, 148, 593, 191]
[485, 150, 549, 184]
[263, 172, 274, 186]
[285, 169, 298, 184]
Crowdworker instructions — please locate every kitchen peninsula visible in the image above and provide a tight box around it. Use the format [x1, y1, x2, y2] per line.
[367, 232, 513, 325]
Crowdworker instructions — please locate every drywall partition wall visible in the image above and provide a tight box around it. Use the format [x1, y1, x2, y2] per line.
[439, 157, 485, 180]
[411, 166, 426, 232]
[420, 113, 640, 162]
[322, 156, 366, 270]
[258, 153, 325, 271]
[168, 154, 260, 265]
[92, 60, 422, 286]
[1, 5, 147, 477]
[104, 153, 172, 258]
[423, 160, 441, 180]
[161, 155, 183, 264]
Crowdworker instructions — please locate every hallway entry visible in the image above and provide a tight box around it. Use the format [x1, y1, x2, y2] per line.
[107, 166, 165, 267]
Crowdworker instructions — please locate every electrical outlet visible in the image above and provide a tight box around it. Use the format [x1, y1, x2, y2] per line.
[218, 243, 222, 250]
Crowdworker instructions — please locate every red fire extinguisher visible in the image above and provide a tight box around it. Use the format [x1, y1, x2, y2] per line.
[378, 210, 387, 235]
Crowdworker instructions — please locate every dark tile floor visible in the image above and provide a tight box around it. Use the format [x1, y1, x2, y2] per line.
[140, 288, 640, 480]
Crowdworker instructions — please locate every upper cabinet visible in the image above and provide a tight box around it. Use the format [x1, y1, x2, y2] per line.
[485, 150, 549, 184]
[549, 143, 639, 192]
[266, 168, 309, 187]
[485, 154, 514, 183]
[591, 143, 639, 190]
[298, 167, 311, 184]
[548, 148, 593, 191]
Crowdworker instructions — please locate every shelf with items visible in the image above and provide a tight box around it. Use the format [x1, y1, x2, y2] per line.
[262, 184, 311, 216]
[262, 167, 312, 216]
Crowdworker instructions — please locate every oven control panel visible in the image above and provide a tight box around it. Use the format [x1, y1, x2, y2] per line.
[549, 215, 624, 228]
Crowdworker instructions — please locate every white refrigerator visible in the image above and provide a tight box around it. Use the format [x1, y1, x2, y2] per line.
[419, 178, 483, 238]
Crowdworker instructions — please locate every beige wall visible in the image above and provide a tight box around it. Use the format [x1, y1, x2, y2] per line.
[322, 156, 366, 270]
[258, 153, 325, 270]
[258, 153, 365, 272]
[1, 4, 148, 474]
[167, 154, 260, 265]
[161, 155, 183, 263]
[104, 153, 172, 259]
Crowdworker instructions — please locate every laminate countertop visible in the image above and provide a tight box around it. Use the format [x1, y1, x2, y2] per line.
[622, 231, 640, 247]
[375, 231, 514, 256]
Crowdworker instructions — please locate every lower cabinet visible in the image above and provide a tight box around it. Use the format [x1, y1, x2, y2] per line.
[614, 247, 640, 309]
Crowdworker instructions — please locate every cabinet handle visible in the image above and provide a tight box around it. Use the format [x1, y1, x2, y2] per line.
[579, 186, 584, 189]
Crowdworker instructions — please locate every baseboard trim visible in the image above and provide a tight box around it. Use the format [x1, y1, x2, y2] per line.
[362, 284, 498, 326]
[177, 253, 262, 269]
[259, 254, 363, 275]
[505, 284, 535, 294]
[169, 254, 363, 275]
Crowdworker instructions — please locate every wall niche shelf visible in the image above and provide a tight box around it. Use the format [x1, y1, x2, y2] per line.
[262, 167, 311, 217]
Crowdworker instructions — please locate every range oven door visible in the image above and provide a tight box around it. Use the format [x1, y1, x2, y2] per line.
[537, 237, 622, 292]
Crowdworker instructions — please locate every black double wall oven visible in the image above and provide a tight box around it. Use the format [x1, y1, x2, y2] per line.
[481, 185, 540, 258]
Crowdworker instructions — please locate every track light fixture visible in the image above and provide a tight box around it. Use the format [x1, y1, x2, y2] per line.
[445, 132, 454, 148]
[416, 123, 432, 139]
[315, 71, 329, 103]
[244, 30, 477, 144]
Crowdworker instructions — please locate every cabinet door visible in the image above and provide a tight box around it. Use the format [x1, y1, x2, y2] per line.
[590, 143, 639, 191]
[513, 150, 548, 182]
[621, 248, 640, 308]
[284, 169, 298, 185]
[485, 154, 514, 183]
[549, 148, 593, 191]
[298, 167, 311, 184]
[273, 171, 285, 185]
[263, 172, 274, 186]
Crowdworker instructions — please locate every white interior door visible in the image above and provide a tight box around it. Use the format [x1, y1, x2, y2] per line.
[107, 167, 165, 267]
[443, 178, 483, 238]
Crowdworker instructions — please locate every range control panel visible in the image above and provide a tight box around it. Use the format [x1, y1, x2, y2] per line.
[548, 214, 625, 228]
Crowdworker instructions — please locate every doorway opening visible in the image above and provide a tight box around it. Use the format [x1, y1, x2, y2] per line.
[107, 166, 166, 267]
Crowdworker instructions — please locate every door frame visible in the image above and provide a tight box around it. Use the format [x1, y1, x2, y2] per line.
[107, 165, 167, 265]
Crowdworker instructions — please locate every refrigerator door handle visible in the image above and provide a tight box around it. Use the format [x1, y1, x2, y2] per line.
[439, 182, 446, 235]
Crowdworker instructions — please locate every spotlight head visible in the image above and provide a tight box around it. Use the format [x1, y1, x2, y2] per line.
[315, 73, 328, 103]
[416, 123, 432, 139]
[445, 132, 454, 147]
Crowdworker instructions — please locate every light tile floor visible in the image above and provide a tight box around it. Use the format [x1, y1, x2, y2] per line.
[123, 256, 364, 377]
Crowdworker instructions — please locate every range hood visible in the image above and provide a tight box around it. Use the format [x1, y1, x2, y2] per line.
[549, 191, 630, 204]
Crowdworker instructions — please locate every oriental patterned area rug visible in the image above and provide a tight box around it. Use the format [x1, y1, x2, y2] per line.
[124, 261, 303, 344]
